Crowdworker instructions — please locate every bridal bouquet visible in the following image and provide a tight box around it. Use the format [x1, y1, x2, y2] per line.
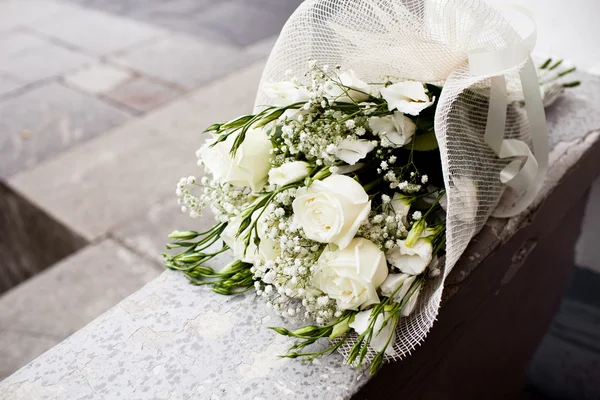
[164, 0, 578, 373]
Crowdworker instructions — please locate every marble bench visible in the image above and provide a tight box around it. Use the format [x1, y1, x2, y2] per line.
[1, 73, 599, 400]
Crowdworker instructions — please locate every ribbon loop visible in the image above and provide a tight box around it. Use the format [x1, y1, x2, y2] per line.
[467, 7, 548, 218]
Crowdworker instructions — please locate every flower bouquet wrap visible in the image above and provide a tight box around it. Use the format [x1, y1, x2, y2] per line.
[165, 0, 578, 372]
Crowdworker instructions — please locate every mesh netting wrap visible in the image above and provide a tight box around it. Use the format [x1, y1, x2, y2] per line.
[254, 0, 545, 362]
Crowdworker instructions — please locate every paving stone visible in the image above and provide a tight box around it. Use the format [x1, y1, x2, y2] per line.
[0, 181, 87, 295]
[0, 74, 26, 97]
[9, 60, 266, 240]
[192, 2, 293, 47]
[111, 33, 256, 90]
[113, 196, 215, 264]
[32, 4, 164, 55]
[65, 0, 216, 16]
[63, 63, 133, 94]
[104, 76, 183, 113]
[0, 30, 96, 83]
[245, 34, 278, 59]
[62, 0, 302, 47]
[0, 239, 161, 377]
[0, 82, 131, 177]
[0, 0, 64, 32]
[0, 31, 49, 61]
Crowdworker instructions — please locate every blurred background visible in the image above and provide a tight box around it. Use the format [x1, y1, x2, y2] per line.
[0, 0, 598, 398]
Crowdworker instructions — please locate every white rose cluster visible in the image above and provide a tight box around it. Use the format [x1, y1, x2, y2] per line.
[170, 63, 445, 363]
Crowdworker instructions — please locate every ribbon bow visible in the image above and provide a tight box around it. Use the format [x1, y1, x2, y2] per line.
[468, 6, 548, 218]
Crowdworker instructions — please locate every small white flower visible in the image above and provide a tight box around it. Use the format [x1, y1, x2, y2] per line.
[369, 112, 416, 147]
[391, 193, 414, 221]
[349, 310, 395, 355]
[263, 81, 311, 107]
[345, 119, 356, 129]
[268, 161, 311, 186]
[412, 211, 422, 220]
[380, 273, 416, 304]
[400, 286, 421, 316]
[387, 238, 433, 275]
[381, 81, 434, 116]
[324, 70, 373, 103]
[334, 138, 376, 165]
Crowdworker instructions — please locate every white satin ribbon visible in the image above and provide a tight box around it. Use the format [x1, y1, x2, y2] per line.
[467, 6, 548, 218]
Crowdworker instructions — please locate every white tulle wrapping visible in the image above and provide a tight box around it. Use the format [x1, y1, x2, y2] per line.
[254, 0, 536, 362]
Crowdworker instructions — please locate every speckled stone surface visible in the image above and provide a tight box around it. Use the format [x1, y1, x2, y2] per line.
[2, 66, 600, 400]
[0, 266, 368, 399]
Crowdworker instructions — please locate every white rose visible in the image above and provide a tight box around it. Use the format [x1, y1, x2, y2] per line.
[381, 81, 435, 116]
[221, 211, 279, 264]
[325, 70, 373, 103]
[198, 129, 272, 192]
[334, 138, 376, 165]
[292, 175, 371, 249]
[368, 112, 416, 147]
[312, 238, 388, 310]
[387, 238, 433, 275]
[349, 310, 395, 355]
[268, 161, 311, 187]
[263, 81, 311, 107]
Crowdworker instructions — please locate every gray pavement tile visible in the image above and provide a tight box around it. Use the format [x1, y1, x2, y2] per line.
[9, 60, 266, 240]
[0, 35, 96, 83]
[111, 34, 255, 90]
[113, 195, 215, 265]
[0, 0, 64, 33]
[245, 35, 277, 59]
[0, 75, 26, 97]
[63, 63, 133, 94]
[32, 4, 165, 55]
[0, 82, 131, 177]
[0, 239, 161, 377]
[192, 2, 293, 47]
[62, 0, 303, 47]
[0, 31, 48, 61]
[104, 76, 183, 113]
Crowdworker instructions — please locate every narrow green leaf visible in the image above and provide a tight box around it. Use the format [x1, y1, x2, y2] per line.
[254, 108, 285, 128]
[540, 58, 552, 69]
[221, 114, 254, 129]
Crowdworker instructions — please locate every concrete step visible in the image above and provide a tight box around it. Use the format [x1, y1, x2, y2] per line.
[0, 239, 161, 378]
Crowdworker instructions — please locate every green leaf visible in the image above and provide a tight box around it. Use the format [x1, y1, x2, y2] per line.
[221, 114, 254, 130]
[411, 131, 439, 151]
[254, 108, 285, 128]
